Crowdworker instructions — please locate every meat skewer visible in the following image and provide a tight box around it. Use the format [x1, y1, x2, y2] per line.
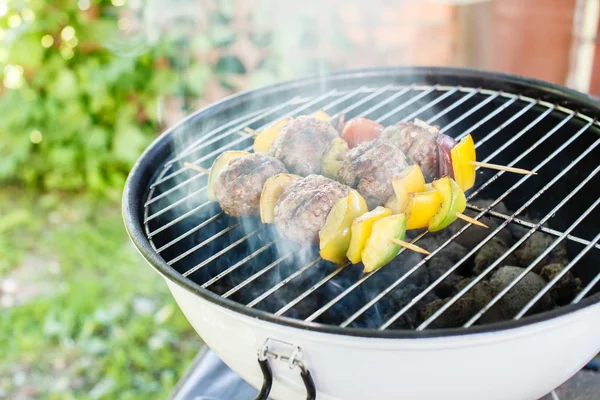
[182, 159, 430, 268]
[249, 114, 535, 193]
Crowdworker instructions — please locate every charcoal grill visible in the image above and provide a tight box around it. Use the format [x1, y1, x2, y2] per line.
[123, 67, 600, 400]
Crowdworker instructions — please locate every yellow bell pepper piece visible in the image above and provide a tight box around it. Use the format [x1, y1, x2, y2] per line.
[319, 189, 368, 265]
[451, 134, 477, 191]
[346, 206, 392, 264]
[361, 214, 407, 273]
[391, 165, 426, 214]
[405, 189, 443, 230]
[253, 118, 290, 153]
[428, 176, 467, 232]
[207, 151, 250, 201]
[260, 173, 302, 223]
[312, 110, 330, 121]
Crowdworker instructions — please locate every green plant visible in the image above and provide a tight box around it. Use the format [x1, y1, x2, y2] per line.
[0, 0, 209, 198]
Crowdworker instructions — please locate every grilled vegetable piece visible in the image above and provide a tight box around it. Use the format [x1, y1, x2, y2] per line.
[254, 118, 291, 154]
[319, 189, 368, 265]
[390, 165, 426, 214]
[312, 110, 330, 121]
[208, 151, 251, 201]
[347, 206, 391, 264]
[428, 176, 467, 232]
[405, 189, 443, 230]
[362, 214, 407, 273]
[451, 134, 477, 191]
[321, 137, 349, 179]
[384, 196, 403, 214]
[341, 117, 385, 148]
[260, 173, 301, 223]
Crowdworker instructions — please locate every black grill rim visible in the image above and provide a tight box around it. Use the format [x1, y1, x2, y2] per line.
[123, 66, 600, 339]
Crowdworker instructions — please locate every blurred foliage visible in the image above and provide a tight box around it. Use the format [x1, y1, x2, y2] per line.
[0, 0, 209, 199]
[0, 189, 199, 398]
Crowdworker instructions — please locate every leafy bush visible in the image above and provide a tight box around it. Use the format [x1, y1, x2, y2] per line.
[0, 0, 206, 198]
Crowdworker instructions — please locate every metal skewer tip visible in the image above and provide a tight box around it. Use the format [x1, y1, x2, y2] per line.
[391, 238, 431, 255]
[470, 161, 536, 175]
[244, 127, 259, 135]
[455, 212, 488, 228]
[183, 162, 210, 174]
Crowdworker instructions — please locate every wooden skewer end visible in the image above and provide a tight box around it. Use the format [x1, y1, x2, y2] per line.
[456, 212, 488, 228]
[391, 238, 431, 255]
[183, 162, 210, 175]
[470, 161, 536, 176]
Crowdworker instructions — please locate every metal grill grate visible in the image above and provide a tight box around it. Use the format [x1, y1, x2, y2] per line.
[143, 83, 600, 331]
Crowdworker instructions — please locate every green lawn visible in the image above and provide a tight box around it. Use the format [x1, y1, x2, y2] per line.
[0, 188, 200, 399]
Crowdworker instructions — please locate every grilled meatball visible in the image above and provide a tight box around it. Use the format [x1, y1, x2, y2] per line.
[380, 119, 456, 180]
[274, 174, 348, 244]
[214, 153, 287, 217]
[270, 116, 339, 176]
[335, 139, 408, 208]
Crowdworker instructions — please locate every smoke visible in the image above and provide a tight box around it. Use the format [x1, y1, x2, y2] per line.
[139, 0, 484, 328]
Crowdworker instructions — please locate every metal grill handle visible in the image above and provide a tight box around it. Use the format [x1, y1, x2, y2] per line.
[255, 339, 316, 400]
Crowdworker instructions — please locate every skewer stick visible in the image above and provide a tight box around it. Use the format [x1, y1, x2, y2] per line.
[244, 127, 258, 135]
[391, 238, 431, 255]
[183, 162, 210, 175]
[456, 212, 488, 228]
[470, 161, 536, 175]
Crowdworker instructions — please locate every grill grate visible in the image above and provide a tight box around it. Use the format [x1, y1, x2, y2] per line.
[143, 83, 600, 331]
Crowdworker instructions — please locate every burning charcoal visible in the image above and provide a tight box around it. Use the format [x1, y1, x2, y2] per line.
[417, 237, 469, 297]
[540, 263, 582, 306]
[447, 199, 512, 249]
[383, 283, 436, 329]
[489, 266, 552, 316]
[419, 279, 502, 328]
[473, 237, 518, 276]
[513, 232, 568, 272]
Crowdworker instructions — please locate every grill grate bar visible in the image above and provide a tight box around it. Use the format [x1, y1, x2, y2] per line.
[427, 89, 480, 124]
[477, 106, 556, 160]
[145, 185, 208, 223]
[466, 204, 600, 251]
[202, 241, 276, 288]
[165, 106, 292, 167]
[305, 96, 561, 324]
[573, 262, 600, 303]
[145, 171, 206, 207]
[464, 191, 600, 327]
[438, 91, 504, 133]
[335, 84, 395, 117]
[275, 263, 347, 316]
[355, 85, 415, 118]
[222, 248, 310, 299]
[157, 212, 223, 252]
[399, 86, 461, 123]
[465, 112, 583, 202]
[455, 96, 521, 142]
[182, 228, 263, 277]
[169, 223, 240, 266]
[517, 231, 600, 318]
[375, 86, 438, 123]
[152, 135, 254, 188]
[380, 120, 597, 330]
[148, 200, 216, 238]
[246, 256, 322, 308]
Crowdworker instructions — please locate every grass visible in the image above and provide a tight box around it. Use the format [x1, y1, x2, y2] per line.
[0, 188, 200, 399]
